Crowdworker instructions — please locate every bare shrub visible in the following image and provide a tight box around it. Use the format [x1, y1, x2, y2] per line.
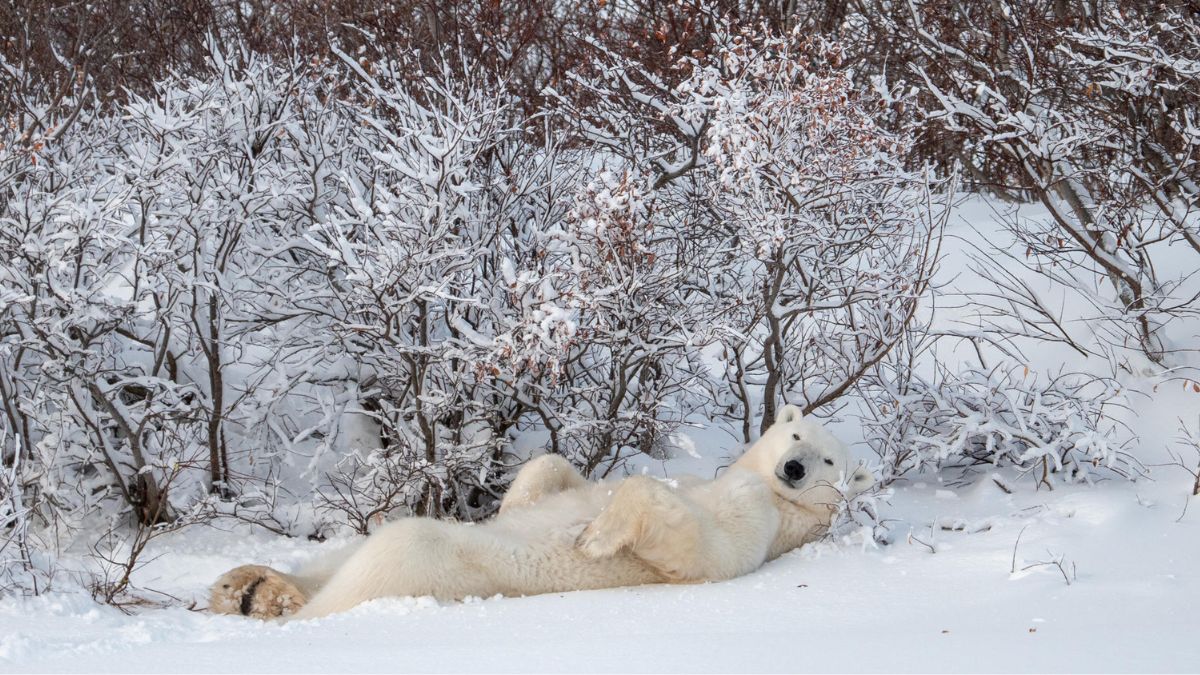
[1169, 416, 1200, 499]
[863, 360, 1141, 489]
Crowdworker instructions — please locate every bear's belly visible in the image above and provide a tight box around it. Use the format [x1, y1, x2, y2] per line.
[469, 485, 667, 595]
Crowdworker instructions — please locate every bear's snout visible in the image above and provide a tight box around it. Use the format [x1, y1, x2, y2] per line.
[783, 460, 806, 482]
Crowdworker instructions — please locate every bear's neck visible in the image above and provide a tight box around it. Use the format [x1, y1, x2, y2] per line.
[767, 497, 834, 561]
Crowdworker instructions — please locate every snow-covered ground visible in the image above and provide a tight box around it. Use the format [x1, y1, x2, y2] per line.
[3, 202, 1199, 673]
[4, 457, 1197, 673]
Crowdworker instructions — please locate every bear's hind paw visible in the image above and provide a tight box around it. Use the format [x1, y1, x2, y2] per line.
[210, 565, 306, 620]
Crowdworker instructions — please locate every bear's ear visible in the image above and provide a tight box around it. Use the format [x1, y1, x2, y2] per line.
[775, 404, 804, 425]
[848, 465, 875, 495]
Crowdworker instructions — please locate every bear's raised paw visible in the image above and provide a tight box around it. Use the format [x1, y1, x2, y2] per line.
[210, 565, 306, 619]
[575, 517, 633, 559]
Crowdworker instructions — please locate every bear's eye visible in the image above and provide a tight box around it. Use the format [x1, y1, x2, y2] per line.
[792, 433, 801, 441]
[824, 458, 834, 466]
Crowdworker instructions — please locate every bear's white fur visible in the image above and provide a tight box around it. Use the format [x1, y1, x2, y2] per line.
[210, 405, 872, 620]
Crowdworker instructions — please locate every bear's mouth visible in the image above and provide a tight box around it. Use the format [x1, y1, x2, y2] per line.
[773, 477, 846, 507]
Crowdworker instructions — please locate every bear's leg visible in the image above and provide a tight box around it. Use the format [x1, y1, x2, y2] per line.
[499, 454, 588, 514]
[287, 518, 490, 620]
[210, 565, 308, 619]
[575, 475, 710, 581]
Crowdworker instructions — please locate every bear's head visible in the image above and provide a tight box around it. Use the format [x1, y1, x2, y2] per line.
[733, 404, 874, 511]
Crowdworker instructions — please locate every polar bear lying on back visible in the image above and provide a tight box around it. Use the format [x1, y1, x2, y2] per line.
[210, 405, 873, 620]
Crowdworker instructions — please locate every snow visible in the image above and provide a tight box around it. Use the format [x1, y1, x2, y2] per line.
[2, 452, 1198, 673]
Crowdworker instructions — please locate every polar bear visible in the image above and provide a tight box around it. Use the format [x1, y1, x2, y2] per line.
[210, 405, 873, 620]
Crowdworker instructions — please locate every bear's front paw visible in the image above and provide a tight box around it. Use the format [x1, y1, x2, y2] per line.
[210, 565, 307, 619]
[575, 520, 629, 559]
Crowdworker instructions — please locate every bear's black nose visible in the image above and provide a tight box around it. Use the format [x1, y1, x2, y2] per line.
[783, 460, 806, 482]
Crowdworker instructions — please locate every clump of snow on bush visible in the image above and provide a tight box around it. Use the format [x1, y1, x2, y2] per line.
[863, 365, 1140, 488]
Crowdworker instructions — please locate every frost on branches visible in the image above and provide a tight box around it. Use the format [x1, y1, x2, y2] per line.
[863, 364, 1139, 489]
[888, 2, 1200, 368]
[548, 167, 711, 476]
[677, 33, 947, 439]
[558, 19, 948, 442]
